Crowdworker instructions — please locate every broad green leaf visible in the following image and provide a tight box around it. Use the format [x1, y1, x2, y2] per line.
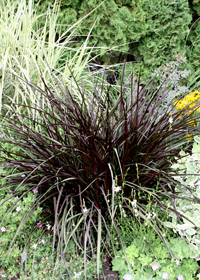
[186, 228, 196, 236]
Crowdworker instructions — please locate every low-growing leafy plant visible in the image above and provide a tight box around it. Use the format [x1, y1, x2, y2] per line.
[0, 168, 43, 277]
[152, 54, 191, 104]
[164, 135, 200, 261]
[38, 241, 102, 280]
[0, 229, 102, 280]
[112, 227, 199, 280]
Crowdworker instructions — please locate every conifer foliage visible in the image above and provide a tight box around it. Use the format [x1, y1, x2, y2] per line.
[35, 0, 193, 78]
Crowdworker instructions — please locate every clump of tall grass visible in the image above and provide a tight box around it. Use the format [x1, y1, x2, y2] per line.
[0, 0, 108, 119]
[1, 60, 200, 278]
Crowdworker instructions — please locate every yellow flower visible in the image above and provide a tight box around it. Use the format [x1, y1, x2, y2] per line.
[174, 90, 200, 113]
[173, 90, 200, 141]
[186, 134, 193, 140]
[188, 118, 196, 127]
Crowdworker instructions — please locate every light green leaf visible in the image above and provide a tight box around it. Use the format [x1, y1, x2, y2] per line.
[163, 221, 174, 228]
[180, 150, 186, 156]
[176, 223, 194, 230]
[186, 228, 196, 236]
[194, 136, 200, 143]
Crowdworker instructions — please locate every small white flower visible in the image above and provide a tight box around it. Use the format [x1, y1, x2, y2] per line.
[174, 259, 179, 266]
[74, 272, 82, 279]
[40, 239, 45, 244]
[32, 244, 37, 249]
[188, 181, 195, 188]
[143, 236, 146, 240]
[46, 224, 51, 230]
[16, 206, 21, 212]
[131, 262, 135, 267]
[1, 226, 6, 232]
[114, 186, 121, 192]
[180, 255, 183, 261]
[83, 207, 88, 214]
[131, 200, 137, 208]
[146, 213, 152, 219]
[169, 117, 173, 124]
[152, 212, 157, 218]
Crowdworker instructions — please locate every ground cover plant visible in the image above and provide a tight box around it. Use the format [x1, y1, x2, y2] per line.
[164, 135, 200, 260]
[1, 59, 200, 279]
[112, 227, 199, 280]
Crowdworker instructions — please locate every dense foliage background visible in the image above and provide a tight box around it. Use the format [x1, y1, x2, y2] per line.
[32, 0, 200, 80]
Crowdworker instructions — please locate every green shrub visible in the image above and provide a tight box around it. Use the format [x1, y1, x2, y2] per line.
[33, 0, 193, 81]
[132, 0, 192, 80]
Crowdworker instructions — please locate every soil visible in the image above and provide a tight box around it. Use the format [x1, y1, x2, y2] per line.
[99, 254, 119, 280]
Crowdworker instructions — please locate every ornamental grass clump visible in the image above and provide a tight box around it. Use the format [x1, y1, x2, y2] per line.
[1, 63, 200, 277]
[0, 0, 105, 118]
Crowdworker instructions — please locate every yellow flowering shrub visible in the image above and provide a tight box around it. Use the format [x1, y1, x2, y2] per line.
[173, 90, 200, 140]
[174, 90, 200, 114]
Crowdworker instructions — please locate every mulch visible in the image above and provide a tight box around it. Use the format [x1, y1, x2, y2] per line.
[99, 254, 119, 280]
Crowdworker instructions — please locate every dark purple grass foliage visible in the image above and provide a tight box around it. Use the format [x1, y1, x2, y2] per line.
[0, 65, 200, 217]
